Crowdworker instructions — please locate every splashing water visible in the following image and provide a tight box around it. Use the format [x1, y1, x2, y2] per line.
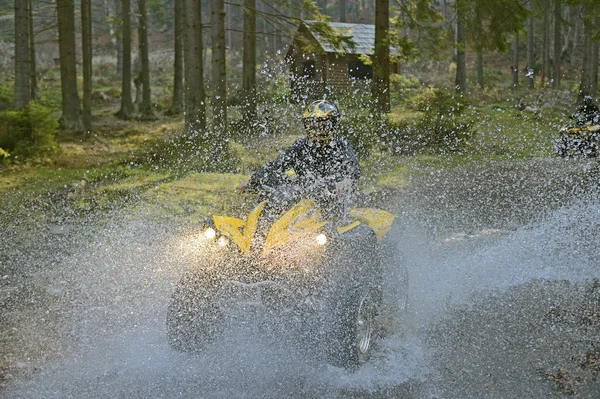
[2, 159, 600, 398]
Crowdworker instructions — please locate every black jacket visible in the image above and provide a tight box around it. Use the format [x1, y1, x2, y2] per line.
[247, 137, 360, 192]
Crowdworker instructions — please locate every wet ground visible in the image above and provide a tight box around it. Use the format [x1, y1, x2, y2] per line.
[1, 156, 600, 398]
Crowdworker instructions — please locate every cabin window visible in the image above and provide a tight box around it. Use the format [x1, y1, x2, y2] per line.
[348, 59, 372, 80]
[302, 60, 316, 79]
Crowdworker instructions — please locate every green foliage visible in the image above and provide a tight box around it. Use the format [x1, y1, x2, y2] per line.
[455, 0, 529, 53]
[0, 79, 13, 111]
[0, 102, 59, 160]
[390, 73, 421, 91]
[410, 86, 469, 116]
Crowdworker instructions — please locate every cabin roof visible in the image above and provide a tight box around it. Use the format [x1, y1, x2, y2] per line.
[307, 21, 375, 55]
[287, 21, 398, 58]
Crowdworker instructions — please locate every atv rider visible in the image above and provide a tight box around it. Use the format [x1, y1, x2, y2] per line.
[237, 100, 360, 218]
[571, 96, 600, 125]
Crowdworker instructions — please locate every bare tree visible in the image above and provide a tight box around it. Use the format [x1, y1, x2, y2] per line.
[552, 0, 561, 88]
[82, 0, 93, 133]
[138, 0, 154, 119]
[242, 0, 256, 124]
[183, 0, 206, 133]
[527, 1, 535, 89]
[372, 0, 390, 112]
[211, 0, 227, 133]
[512, 32, 519, 88]
[116, 0, 134, 119]
[28, 0, 37, 102]
[115, 0, 123, 79]
[541, 0, 549, 86]
[14, 0, 31, 109]
[455, 0, 467, 94]
[57, 0, 83, 131]
[170, 0, 184, 115]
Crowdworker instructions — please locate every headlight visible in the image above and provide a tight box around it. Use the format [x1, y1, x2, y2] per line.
[315, 233, 327, 246]
[203, 228, 216, 239]
[217, 236, 229, 247]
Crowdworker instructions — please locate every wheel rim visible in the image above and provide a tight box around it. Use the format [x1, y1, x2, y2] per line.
[356, 294, 374, 356]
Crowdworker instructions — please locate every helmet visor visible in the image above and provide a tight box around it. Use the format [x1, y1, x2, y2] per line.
[304, 117, 335, 141]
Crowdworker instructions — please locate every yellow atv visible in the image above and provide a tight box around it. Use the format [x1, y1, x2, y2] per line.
[166, 184, 397, 368]
[555, 120, 600, 158]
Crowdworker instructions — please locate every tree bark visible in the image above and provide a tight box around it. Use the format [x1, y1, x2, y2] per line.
[28, 0, 37, 102]
[138, 0, 154, 119]
[591, 40, 599, 95]
[170, 0, 184, 114]
[527, 3, 535, 89]
[117, 0, 133, 119]
[454, 0, 467, 94]
[541, 0, 549, 87]
[115, 0, 123, 79]
[372, 0, 390, 112]
[570, 6, 580, 72]
[579, 28, 591, 98]
[14, 0, 31, 109]
[476, 52, 484, 90]
[183, 0, 206, 133]
[211, 0, 227, 133]
[82, 0, 93, 133]
[57, 0, 82, 131]
[242, 0, 256, 124]
[340, 0, 346, 22]
[512, 33, 519, 89]
[552, 0, 561, 88]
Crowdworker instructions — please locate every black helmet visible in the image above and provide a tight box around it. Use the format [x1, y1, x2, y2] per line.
[302, 100, 340, 142]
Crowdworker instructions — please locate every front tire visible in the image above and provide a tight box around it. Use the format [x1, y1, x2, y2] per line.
[166, 270, 224, 352]
[328, 288, 380, 368]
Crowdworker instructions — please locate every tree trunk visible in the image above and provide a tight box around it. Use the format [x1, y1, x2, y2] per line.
[340, 0, 346, 22]
[170, 0, 184, 114]
[115, 0, 123, 79]
[211, 0, 227, 133]
[28, 0, 37, 102]
[57, 0, 82, 132]
[552, 0, 561, 88]
[14, 0, 31, 109]
[117, 0, 133, 119]
[454, 0, 467, 94]
[579, 28, 591, 98]
[541, 0, 549, 87]
[570, 6, 580, 72]
[82, 0, 93, 133]
[476, 52, 484, 90]
[183, 0, 206, 133]
[512, 32, 519, 88]
[527, 3, 535, 89]
[372, 0, 389, 112]
[242, 0, 256, 124]
[138, 0, 154, 119]
[591, 40, 599, 95]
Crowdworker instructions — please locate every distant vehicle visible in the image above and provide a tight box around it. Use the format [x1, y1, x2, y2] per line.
[555, 116, 600, 158]
[166, 183, 405, 368]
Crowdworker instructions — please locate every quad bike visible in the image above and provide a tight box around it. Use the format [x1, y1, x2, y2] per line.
[166, 183, 400, 368]
[555, 114, 600, 158]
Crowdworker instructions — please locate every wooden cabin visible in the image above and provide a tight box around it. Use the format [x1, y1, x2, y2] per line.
[285, 21, 397, 96]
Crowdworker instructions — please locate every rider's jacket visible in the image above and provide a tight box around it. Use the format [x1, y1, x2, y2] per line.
[247, 137, 360, 191]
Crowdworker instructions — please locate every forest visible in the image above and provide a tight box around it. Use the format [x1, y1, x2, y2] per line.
[0, 0, 598, 164]
[3, 1, 600, 396]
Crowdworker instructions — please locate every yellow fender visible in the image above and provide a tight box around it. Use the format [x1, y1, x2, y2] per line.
[263, 198, 328, 256]
[342, 208, 395, 240]
[213, 201, 266, 254]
